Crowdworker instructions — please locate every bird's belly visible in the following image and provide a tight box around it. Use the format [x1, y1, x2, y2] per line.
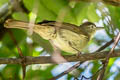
[52, 29, 89, 54]
[52, 38, 76, 53]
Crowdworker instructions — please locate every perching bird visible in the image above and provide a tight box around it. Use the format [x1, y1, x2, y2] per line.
[4, 19, 104, 54]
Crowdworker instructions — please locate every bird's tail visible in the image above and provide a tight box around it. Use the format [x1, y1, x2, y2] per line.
[4, 19, 56, 40]
[4, 19, 30, 30]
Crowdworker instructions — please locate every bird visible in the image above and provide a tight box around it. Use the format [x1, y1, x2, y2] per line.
[4, 19, 104, 54]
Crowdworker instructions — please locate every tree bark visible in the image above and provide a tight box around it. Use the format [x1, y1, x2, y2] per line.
[0, 49, 120, 65]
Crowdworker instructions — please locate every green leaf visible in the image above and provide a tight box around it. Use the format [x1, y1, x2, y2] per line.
[103, 23, 114, 38]
[0, 45, 15, 57]
[2, 29, 27, 50]
[2, 64, 21, 80]
[62, 7, 77, 24]
[108, 6, 120, 29]
[41, 0, 76, 24]
[87, 3, 100, 22]
[41, 0, 69, 15]
[25, 65, 55, 80]
[12, 12, 29, 21]
[23, 0, 34, 11]
[0, 0, 8, 7]
[73, 2, 89, 25]
[91, 61, 101, 73]
[103, 58, 116, 80]
[23, 0, 56, 22]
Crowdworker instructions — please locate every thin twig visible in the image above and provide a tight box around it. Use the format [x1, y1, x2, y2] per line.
[7, 29, 26, 80]
[7, 30, 23, 57]
[22, 64, 26, 80]
[97, 32, 120, 80]
[79, 38, 114, 80]
[95, 39, 114, 52]
[49, 61, 83, 80]
[80, 66, 102, 80]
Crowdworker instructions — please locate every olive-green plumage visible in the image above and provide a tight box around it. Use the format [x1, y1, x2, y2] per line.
[4, 19, 104, 53]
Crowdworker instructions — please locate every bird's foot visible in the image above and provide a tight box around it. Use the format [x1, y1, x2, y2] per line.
[76, 52, 82, 58]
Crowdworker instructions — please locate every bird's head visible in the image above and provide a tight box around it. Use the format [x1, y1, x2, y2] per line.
[80, 22, 104, 38]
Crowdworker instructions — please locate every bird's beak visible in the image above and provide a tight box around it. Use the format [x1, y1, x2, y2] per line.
[96, 27, 104, 30]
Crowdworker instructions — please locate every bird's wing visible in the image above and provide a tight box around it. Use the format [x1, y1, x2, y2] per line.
[58, 29, 89, 53]
[39, 20, 87, 35]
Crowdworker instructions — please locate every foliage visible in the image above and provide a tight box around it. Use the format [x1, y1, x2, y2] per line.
[0, 0, 120, 80]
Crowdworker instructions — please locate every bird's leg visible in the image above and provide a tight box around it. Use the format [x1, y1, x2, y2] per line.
[76, 52, 82, 58]
[68, 42, 82, 57]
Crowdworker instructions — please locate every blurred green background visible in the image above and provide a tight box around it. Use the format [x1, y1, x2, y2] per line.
[0, 0, 120, 80]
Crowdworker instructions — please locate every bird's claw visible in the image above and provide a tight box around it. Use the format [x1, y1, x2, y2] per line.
[76, 52, 82, 58]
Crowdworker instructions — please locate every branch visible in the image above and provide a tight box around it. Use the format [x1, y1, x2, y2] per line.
[0, 49, 120, 64]
[49, 61, 82, 80]
[69, 0, 120, 6]
[49, 38, 114, 80]
[7, 30, 26, 80]
[95, 39, 114, 52]
[97, 32, 120, 80]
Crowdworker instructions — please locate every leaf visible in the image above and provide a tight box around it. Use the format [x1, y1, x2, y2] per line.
[25, 65, 54, 80]
[73, 2, 89, 25]
[62, 7, 77, 24]
[12, 12, 29, 21]
[87, 3, 100, 22]
[2, 29, 27, 50]
[23, 0, 56, 22]
[0, 0, 8, 7]
[41, 0, 76, 24]
[108, 5, 120, 29]
[2, 64, 21, 80]
[91, 61, 101, 73]
[103, 58, 116, 80]
[103, 23, 114, 38]
[41, 0, 69, 15]
[0, 45, 15, 57]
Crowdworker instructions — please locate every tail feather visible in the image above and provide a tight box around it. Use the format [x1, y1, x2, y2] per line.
[4, 19, 56, 40]
[4, 19, 29, 30]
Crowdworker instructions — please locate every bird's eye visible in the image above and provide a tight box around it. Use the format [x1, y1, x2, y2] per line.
[90, 25, 95, 29]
